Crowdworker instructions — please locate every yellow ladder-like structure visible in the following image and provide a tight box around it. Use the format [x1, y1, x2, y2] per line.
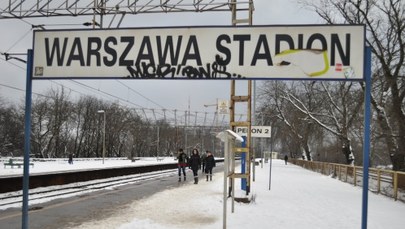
[229, 0, 254, 197]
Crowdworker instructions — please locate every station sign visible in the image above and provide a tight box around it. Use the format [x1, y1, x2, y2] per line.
[32, 25, 365, 80]
[235, 126, 271, 138]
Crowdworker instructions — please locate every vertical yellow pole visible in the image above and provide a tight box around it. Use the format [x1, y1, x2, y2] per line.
[393, 172, 398, 201]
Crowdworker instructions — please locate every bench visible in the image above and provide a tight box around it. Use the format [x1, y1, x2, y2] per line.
[3, 159, 34, 169]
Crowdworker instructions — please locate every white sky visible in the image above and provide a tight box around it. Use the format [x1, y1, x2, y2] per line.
[1, 158, 404, 228]
[0, 0, 321, 124]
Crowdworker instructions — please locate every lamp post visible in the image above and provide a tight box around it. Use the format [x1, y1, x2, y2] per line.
[204, 99, 219, 155]
[97, 110, 106, 164]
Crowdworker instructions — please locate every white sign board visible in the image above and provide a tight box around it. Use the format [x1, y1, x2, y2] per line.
[217, 99, 229, 114]
[32, 25, 364, 80]
[235, 126, 271, 138]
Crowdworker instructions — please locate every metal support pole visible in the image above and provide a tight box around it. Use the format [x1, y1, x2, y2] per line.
[223, 136, 229, 229]
[102, 112, 106, 164]
[157, 126, 160, 160]
[184, 110, 187, 153]
[97, 110, 106, 163]
[269, 126, 273, 191]
[261, 115, 264, 169]
[252, 81, 256, 181]
[361, 46, 372, 229]
[241, 136, 246, 191]
[217, 130, 242, 229]
[22, 49, 33, 229]
[246, 80, 252, 195]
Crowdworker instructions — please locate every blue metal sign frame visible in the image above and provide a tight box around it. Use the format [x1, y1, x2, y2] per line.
[22, 37, 372, 229]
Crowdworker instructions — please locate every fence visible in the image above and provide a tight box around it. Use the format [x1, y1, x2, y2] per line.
[290, 159, 405, 202]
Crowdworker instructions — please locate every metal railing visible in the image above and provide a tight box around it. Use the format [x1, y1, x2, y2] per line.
[291, 159, 405, 202]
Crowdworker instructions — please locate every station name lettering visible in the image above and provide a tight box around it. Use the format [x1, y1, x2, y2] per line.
[43, 33, 351, 68]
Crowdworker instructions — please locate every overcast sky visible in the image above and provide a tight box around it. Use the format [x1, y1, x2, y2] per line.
[0, 0, 321, 125]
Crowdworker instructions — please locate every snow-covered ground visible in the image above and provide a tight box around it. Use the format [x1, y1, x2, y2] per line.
[1, 158, 405, 228]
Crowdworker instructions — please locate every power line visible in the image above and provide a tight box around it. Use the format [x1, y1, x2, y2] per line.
[0, 56, 25, 70]
[1, 79, 245, 126]
[69, 80, 144, 108]
[115, 80, 170, 112]
[0, 83, 51, 99]
[5, 28, 32, 52]
[1, 53, 244, 125]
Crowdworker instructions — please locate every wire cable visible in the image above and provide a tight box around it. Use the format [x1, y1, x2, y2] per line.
[115, 80, 170, 111]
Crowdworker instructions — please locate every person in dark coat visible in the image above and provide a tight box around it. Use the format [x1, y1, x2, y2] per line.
[188, 148, 201, 184]
[201, 151, 207, 172]
[204, 151, 216, 181]
[177, 148, 188, 182]
[284, 154, 289, 165]
[68, 153, 73, 164]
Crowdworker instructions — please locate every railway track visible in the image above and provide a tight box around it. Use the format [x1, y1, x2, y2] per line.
[0, 169, 177, 210]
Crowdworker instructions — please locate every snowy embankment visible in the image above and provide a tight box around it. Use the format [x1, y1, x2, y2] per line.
[0, 157, 176, 177]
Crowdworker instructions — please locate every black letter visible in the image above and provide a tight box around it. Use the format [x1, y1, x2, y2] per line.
[67, 38, 85, 66]
[331, 34, 350, 66]
[45, 37, 68, 66]
[157, 36, 182, 65]
[298, 34, 304, 49]
[181, 36, 202, 65]
[87, 37, 101, 66]
[216, 35, 231, 65]
[103, 37, 117, 67]
[233, 34, 251, 65]
[275, 34, 294, 54]
[136, 36, 155, 65]
[251, 34, 273, 66]
[119, 36, 134, 66]
[306, 33, 327, 51]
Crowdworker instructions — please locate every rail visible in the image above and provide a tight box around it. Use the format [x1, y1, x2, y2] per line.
[0, 170, 176, 209]
[290, 159, 405, 202]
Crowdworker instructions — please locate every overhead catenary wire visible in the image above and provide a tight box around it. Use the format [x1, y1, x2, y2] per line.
[1, 52, 243, 126]
[0, 35, 239, 127]
[115, 80, 171, 112]
[1, 77, 233, 127]
[5, 28, 32, 53]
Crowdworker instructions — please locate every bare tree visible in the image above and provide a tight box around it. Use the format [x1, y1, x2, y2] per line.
[259, 81, 322, 161]
[301, 0, 405, 170]
[31, 88, 71, 158]
[0, 97, 23, 156]
[71, 96, 103, 158]
[31, 95, 53, 158]
[49, 88, 72, 158]
[259, 80, 363, 164]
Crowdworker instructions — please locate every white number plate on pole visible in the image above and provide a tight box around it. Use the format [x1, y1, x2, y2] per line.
[235, 126, 271, 138]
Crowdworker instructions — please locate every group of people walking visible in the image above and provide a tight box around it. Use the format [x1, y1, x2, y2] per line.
[177, 148, 216, 184]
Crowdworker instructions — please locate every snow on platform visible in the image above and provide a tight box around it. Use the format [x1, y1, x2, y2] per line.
[57, 159, 405, 229]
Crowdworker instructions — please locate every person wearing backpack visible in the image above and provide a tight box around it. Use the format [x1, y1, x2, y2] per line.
[177, 148, 188, 182]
